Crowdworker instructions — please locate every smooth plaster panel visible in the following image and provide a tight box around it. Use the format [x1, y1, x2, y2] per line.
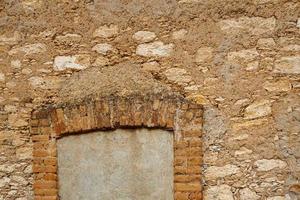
[57, 128, 174, 200]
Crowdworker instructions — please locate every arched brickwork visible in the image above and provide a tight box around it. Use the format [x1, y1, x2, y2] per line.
[30, 94, 204, 200]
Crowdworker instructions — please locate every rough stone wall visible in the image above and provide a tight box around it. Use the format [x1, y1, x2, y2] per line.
[0, 0, 299, 200]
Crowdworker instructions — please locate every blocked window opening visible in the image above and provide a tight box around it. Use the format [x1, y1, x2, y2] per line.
[57, 128, 174, 200]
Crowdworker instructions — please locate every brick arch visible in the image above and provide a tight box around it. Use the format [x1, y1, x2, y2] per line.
[30, 94, 204, 200]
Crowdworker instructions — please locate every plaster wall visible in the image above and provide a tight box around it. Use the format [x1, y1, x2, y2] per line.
[57, 129, 174, 200]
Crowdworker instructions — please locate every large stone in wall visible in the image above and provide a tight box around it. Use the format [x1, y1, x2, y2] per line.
[195, 47, 214, 63]
[0, 73, 5, 82]
[204, 184, 234, 200]
[8, 114, 28, 128]
[0, 177, 10, 188]
[53, 55, 90, 71]
[205, 164, 240, 180]
[133, 31, 156, 43]
[267, 196, 285, 200]
[136, 41, 174, 57]
[263, 80, 291, 92]
[254, 159, 287, 171]
[92, 43, 113, 55]
[57, 129, 173, 200]
[8, 43, 46, 55]
[244, 100, 272, 119]
[164, 68, 192, 86]
[219, 17, 276, 35]
[257, 38, 276, 50]
[273, 56, 300, 74]
[227, 49, 259, 65]
[28, 76, 62, 90]
[0, 31, 21, 45]
[239, 188, 260, 200]
[55, 33, 82, 43]
[93, 24, 119, 38]
[171, 29, 188, 40]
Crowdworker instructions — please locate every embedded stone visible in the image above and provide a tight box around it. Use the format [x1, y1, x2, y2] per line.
[267, 196, 285, 200]
[219, 17, 276, 35]
[297, 18, 300, 28]
[240, 188, 260, 200]
[184, 85, 200, 92]
[53, 55, 90, 71]
[0, 164, 15, 173]
[273, 56, 300, 74]
[11, 176, 28, 186]
[93, 24, 119, 38]
[205, 164, 240, 180]
[195, 47, 213, 63]
[24, 165, 32, 174]
[142, 61, 160, 73]
[263, 80, 291, 92]
[8, 114, 28, 127]
[204, 184, 234, 200]
[254, 0, 278, 4]
[237, 118, 262, 134]
[136, 41, 174, 57]
[257, 38, 276, 50]
[11, 60, 21, 69]
[55, 33, 82, 43]
[0, 31, 21, 45]
[21, 68, 32, 75]
[0, 177, 10, 188]
[28, 76, 61, 90]
[133, 31, 156, 43]
[280, 45, 300, 52]
[234, 147, 253, 157]
[227, 49, 259, 65]
[92, 43, 113, 55]
[0, 73, 5, 82]
[164, 68, 192, 85]
[16, 147, 32, 160]
[92, 56, 109, 67]
[246, 61, 259, 71]
[6, 81, 16, 89]
[244, 100, 272, 119]
[8, 43, 46, 55]
[179, 0, 203, 3]
[254, 159, 287, 171]
[172, 29, 188, 40]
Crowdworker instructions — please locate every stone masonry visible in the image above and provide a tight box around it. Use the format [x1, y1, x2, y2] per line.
[0, 0, 300, 200]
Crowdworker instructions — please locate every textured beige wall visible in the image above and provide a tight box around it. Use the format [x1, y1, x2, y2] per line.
[0, 0, 299, 199]
[57, 129, 174, 200]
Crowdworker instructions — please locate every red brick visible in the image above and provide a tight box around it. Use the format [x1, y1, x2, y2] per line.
[34, 180, 57, 189]
[175, 192, 189, 200]
[175, 182, 202, 192]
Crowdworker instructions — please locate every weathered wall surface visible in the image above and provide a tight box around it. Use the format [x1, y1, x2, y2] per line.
[57, 129, 174, 200]
[0, 0, 299, 199]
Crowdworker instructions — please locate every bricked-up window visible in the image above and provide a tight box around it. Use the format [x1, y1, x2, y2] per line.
[31, 95, 203, 200]
[57, 128, 173, 200]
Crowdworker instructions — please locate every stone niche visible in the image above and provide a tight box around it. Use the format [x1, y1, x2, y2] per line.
[57, 128, 174, 200]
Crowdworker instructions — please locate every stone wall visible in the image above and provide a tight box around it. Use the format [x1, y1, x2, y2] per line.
[0, 0, 299, 199]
